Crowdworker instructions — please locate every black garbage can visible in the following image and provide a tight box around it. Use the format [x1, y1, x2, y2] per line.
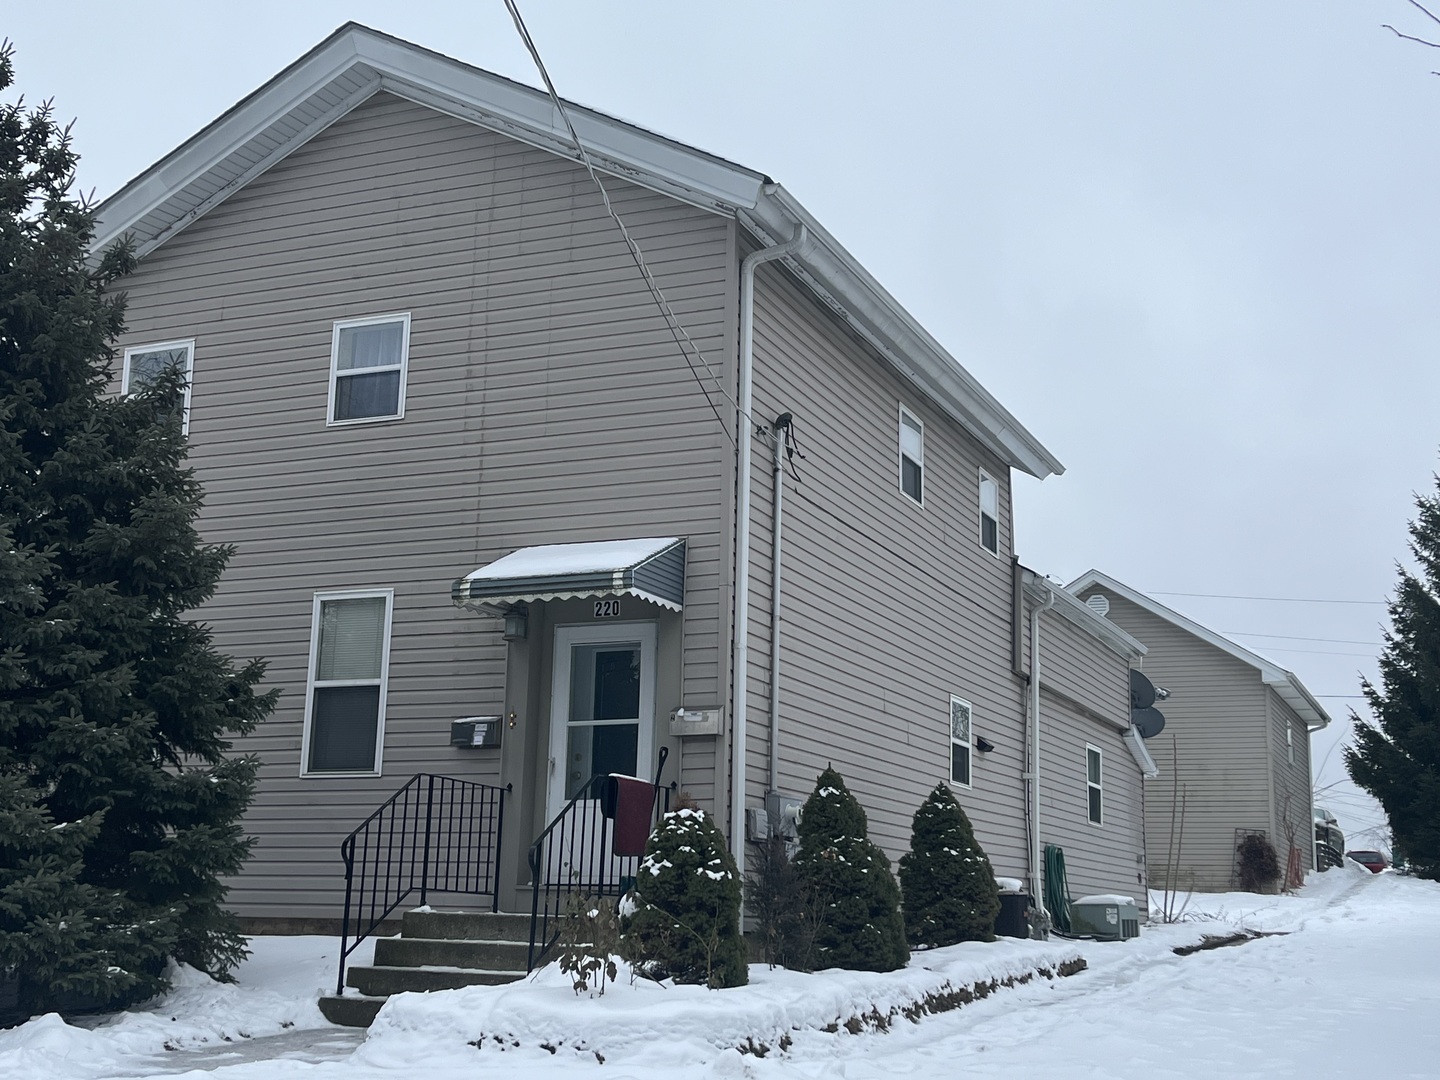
[996, 890, 1031, 938]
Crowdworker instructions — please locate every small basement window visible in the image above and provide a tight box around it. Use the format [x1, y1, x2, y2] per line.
[1086, 745, 1103, 825]
[302, 589, 394, 775]
[899, 406, 924, 504]
[979, 471, 999, 555]
[329, 314, 410, 424]
[122, 340, 195, 434]
[950, 696, 972, 787]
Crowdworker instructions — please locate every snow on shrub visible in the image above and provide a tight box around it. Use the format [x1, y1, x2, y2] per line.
[620, 804, 747, 988]
[794, 767, 909, 972]
[899, 783, 1000, 947]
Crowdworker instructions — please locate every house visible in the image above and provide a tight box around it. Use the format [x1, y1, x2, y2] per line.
[1067, 571, 1331, 891]
[94, 23, 1151, 966]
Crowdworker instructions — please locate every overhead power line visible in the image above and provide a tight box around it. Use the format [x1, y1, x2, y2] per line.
[502, 0, 739, 444]
[1151, 590, 1386, 606]
[1222, 631, 1383, 646]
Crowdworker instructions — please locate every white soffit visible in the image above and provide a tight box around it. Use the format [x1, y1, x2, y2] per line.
[1066, 570, 1332, 731]
[91, 23, 1062, 481]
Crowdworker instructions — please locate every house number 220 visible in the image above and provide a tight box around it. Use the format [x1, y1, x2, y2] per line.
[594, 599, 621, 618]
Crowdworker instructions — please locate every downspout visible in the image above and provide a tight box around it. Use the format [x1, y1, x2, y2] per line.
[732, 223, 807, 873]
[768, 412, 792, 794]
[1027, 582, 1055, 904]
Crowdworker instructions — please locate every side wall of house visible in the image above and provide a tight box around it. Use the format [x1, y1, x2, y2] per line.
[1075, 592, 1270, 891]
[1269, 691, 1315, 876]
[742, 247, 1028, 881]
[111, 92, 733, 918]
[1034, 610, 1147, 901]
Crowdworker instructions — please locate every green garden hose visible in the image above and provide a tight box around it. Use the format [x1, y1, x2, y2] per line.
[1044, 843, 1073, 934]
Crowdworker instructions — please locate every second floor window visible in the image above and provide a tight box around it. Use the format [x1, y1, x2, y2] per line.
[329, 313, 410, 424]
[979, 472, 999, 555]
[123, 340, 195, 434]
[899, 407, 924, 504]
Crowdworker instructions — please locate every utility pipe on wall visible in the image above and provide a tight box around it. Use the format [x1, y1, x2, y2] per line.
[732, 224, 808, 872]
[768, 412, 792, 795]
[1027, 582, 1055, 904]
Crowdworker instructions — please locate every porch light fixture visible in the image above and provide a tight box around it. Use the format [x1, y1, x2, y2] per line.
[503, 605, 528, 641]
[975, 736, 995, 754]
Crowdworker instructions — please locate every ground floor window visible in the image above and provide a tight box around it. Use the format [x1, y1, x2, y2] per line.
[950, 696, 973, 787]
[1086, 744, 1103, 825]
[302, 589, 393, 775]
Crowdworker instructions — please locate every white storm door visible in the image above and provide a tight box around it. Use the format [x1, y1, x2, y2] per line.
[546, 621, 656, 826]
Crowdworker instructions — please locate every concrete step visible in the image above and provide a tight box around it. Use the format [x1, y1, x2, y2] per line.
[346, 964, 523, 996]
[401, 909, 530, 942]
[374, 935, 530, 970]
[318, 994, 386, 1029]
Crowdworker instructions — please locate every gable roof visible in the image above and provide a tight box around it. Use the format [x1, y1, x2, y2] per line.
[1019, 567, 1146, 661]
[1066, 569, 1331, 731]
[91, 22, 1063, 480]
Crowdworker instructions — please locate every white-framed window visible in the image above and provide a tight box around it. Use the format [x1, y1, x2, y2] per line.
[1086, 744, 1104, 825]
[979, 470, 1000, 556]
[122, 339, 195, 434]
[899, 405, 924, 504]
[950, 696, 973, 787]
[327, 313, 411, 425]
[300, 589, 395, 776]
[1286, 723, 1295, 765]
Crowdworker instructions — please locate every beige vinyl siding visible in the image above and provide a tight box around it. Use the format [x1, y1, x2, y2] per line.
[1080, 592, 1272, 891]
[1269, 691, 1315, 874]
[742, 247, 1028, 881]
[1032, 609, 1145, 900]
[112, 92, 733, 918]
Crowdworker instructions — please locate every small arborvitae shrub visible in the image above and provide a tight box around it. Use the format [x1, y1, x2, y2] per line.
[899, 783, 1000, 948]
[621, 806, 747, 988]
[1237, 833, 1280, 893]
[794, 767, 909, 972]
[746, 834, 818, 970]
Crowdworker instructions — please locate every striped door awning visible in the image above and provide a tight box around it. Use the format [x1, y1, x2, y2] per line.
[451, 537, 686, 614]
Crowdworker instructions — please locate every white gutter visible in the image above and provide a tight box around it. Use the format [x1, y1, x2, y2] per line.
[1026, 583, 1056, 903]
[732, 224, 808, 872]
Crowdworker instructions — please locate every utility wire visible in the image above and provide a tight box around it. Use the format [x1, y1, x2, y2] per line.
[502, 0, 739, 444]
[1151, 590, 1385, 606]
[1222, 631, 1383, 646]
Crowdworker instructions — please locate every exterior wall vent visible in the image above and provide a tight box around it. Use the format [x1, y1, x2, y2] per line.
[1085, 593, 1110, 617]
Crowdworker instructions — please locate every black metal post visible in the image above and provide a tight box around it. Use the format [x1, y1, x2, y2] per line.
[420, 774, 435, 907]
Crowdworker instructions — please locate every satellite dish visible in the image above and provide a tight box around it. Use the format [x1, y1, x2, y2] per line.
[1133, 706, 1166, 739]
[1130, 669, 1157, 711]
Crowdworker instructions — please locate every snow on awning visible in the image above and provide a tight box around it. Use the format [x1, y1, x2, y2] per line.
[451, 537, 686, 614]
[1123, 727, 1159, 779]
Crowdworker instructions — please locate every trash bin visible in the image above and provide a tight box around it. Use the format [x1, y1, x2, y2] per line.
[996, 889, 1031, 938]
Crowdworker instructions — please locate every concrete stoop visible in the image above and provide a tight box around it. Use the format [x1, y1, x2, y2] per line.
[319, 910, 531, 1029]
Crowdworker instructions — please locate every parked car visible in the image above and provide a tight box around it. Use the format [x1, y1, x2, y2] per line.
[1346, 850, 1389, 874]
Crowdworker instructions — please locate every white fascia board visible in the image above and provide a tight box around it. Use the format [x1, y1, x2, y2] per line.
[1067, 569, 1332, 731]
[741, 187, 1064, 480]
[1023, 571, 1146, 660]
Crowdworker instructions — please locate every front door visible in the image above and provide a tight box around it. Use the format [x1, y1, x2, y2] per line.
[546, 621, 656, 825]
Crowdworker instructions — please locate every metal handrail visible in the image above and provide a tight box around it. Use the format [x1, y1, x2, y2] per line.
[526, 748, 670, 971]
[335, 773, 506, 995]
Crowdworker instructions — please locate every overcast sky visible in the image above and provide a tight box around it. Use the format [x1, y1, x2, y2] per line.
[12, 0, 1436, 847]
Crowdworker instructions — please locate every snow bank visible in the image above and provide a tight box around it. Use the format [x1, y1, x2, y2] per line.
[354, 938, 1084, 1069]
[0, 935, 369, 1079]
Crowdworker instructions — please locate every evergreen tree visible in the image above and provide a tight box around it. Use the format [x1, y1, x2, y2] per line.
[621, 805, 748, 988]
[898, 784, 1000, 947]
[794, 767, 909, 972]
[1345, 472, 1440, 880]
[0, 44, 277, 1014]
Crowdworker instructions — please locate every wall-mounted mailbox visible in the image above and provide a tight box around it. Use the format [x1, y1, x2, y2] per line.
[450, 716, 503, 748]
[669, 706, 724, 737]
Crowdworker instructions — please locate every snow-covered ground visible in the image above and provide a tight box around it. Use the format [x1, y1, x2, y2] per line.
[4, 862, 1437, 1079]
